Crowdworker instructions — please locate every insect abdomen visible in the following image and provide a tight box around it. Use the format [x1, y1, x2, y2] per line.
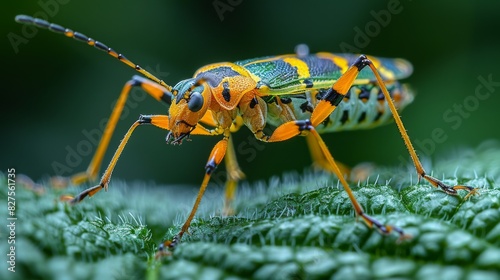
[266, 81, 414, 133]
[319, 82, 413, 132]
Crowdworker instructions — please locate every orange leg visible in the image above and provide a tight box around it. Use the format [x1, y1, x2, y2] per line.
[65, 75, 172, 186]
[156, 135, 229, 257]
[263, 118, 408, 239]
[312, 56, 477, 199]
[63, 112, 218, 204]
[260, 56, 412, 239]
[62, 114, 171, 204]
[365, 62, 478, 199]
[199, 113, 245, 215]
[262, 55, 478, 239]
[305, 133, 352, 178]
[63, 112, 230, 257]
[222, 137, 245, 215]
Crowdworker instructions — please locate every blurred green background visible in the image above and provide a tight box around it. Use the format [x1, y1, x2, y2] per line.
[2, 0, 500, 187]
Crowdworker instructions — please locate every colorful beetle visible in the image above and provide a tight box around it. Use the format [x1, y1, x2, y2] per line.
[15, 15, 478, 257]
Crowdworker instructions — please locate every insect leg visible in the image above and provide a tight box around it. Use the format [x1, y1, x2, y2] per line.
[62, 114, 170, 204]
[253, 56, 409, 240]
[259, 119, 408, 239]
[67, 76, 172, 185]
[365, 61, 478, 199]
[223, 137, 245, 215]
[157, 135, 229, 257]
[197, 114, 245, 215]
[305, 133, 351, 177]
[261, 55, 368, 142]
[306, 131, 370, 182]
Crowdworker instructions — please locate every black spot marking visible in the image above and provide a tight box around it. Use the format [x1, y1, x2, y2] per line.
[316, 89, 329, 100]
[374, 111, 383, 122]
[301, 56, 342, 77]
[138, 115, 152, 124]
[205, 158, 217, 175]
[353, 55, 369, 71]
[250, 97, 258, 109]
[377, 91, 385, 100]
[300, 101, 313, 113]
[280, 97, 292, 104]
[340, 110, 349, 124]
[323, 88, 344, 106]
[321, 117, 332, 127]
[161, 92, 172, 105]
[357, 111, 367, 123]
[222, 81, 231, 102]
[358, 88, 370, 100]
[303, 79, 314, 88]
[296, 120, 313, 131]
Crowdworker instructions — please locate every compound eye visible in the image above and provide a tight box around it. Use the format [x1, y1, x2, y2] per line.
[187, 91, 204, 112]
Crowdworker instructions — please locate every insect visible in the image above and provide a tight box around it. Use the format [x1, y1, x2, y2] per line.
[16, 15, 478, 257]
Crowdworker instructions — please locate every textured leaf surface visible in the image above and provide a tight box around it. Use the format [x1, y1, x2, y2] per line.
[1, 141, 499, 279]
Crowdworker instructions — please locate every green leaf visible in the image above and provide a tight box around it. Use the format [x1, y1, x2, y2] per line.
[1, 141, 499, 279]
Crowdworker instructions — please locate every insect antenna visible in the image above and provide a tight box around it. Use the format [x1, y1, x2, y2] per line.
[15, 15, 172, 92]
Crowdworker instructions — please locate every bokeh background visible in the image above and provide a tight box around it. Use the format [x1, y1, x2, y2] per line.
[2, 0, 500, 188]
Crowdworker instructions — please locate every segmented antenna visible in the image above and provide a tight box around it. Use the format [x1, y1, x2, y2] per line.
[15, 15, 172, 91]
